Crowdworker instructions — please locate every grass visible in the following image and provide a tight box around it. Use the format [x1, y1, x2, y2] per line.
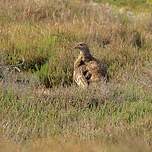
[95, 0, 152, 11]
[0, 84, 152, 143]
[0, 0, 152, 151]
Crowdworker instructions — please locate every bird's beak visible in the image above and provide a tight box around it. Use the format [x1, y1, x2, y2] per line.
[73, 45, 79, 49]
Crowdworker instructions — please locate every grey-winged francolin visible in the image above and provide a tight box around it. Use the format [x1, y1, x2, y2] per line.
[73, 42, 109, 88]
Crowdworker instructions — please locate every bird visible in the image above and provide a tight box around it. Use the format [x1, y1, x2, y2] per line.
[73, 42, 109, 88]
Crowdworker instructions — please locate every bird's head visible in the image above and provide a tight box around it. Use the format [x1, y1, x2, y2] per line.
[74, 42, 90, 54]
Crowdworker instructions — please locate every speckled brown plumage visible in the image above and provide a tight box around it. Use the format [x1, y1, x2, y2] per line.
[73, 42, 109, 88]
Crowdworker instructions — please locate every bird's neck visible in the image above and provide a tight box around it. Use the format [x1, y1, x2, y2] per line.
[80, 49, 92, 60]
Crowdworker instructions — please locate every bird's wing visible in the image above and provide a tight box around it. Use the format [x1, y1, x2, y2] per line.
[86, 59, 109, 82]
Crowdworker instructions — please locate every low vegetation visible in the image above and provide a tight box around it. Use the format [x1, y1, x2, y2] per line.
[0, 0, 152, 151]
[96, 0, 152, 11]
